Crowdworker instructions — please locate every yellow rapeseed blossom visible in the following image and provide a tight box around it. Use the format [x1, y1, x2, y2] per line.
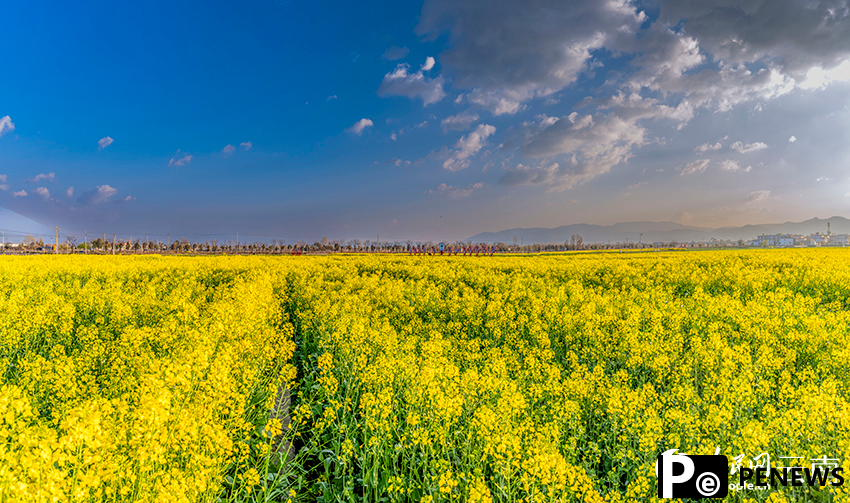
[2, 250, 849, 502]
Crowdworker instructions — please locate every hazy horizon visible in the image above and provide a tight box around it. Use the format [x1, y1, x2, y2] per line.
[2, 1, 850, 242]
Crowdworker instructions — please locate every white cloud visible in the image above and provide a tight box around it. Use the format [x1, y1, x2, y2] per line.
[788, 135, 797, 143]
[718, 159, 752, 172]
[66, 186, 74, 197]
[77, 185, 118, 205]
[327, 95, 338, 101]
[417, 0, 644, 114]
[0, 116, 14, 136]
[377, 58, 447, 106]
[427, 182, 484, 198]
[694, 142, 723, 153]
[443, 124, 496, 171]
[123, 195, 136, 202]
[28, 172, 55, 183]
[13, 190, 27, 197]
[441, 112, 479, 132]
[34, 187, 50, 199]
[656, 2, 850, 76]
[500, 112, 645, 190]
[169, 153, 193, 167]
[0, 185, 7, 192]
[98, 136, 114, 150]
[799, 60, 850, 89]
[222, 144, 236, 155]
[347, 118, 374, 135]
[390, 132, 397, 141]
[745, 190, 771, 204]
[730, 141, 768, 154]
[240, 141, 253, 151]
[680, 159, 711, 175]
[0, 174, 6, 183]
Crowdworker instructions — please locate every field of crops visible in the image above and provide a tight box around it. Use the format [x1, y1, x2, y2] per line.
[2, 250, 849, 502]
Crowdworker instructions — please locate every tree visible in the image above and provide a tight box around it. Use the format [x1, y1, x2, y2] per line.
[65, 235, 78, 251]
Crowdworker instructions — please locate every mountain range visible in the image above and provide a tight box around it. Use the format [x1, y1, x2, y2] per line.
[466, 217, 850, 245]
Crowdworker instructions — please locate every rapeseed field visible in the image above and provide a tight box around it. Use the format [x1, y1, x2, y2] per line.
[1, 250, 848, 502]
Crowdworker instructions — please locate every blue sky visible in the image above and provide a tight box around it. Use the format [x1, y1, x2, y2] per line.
[2, 0, 850, 243]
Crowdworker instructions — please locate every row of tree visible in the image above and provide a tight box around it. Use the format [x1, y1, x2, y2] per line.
[5, 233, 693, 254]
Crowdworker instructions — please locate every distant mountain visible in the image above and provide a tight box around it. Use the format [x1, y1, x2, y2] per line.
[466, 217, 850, 244]
[0, 207, 54, 242]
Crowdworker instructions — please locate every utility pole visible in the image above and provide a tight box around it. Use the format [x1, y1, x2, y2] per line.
[85, 231, 87, 254]
[236, 232, 239, 253]
[55, 226, 60, 253]
[113, 234, 116, 255]
[146, 233, 149, 253]
[377, 233, 379, 252]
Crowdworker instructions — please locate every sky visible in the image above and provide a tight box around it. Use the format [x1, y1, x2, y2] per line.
[1, 0, 850, 243]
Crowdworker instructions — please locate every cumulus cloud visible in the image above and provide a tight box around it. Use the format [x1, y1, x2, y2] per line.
[788, 135, 797, 143]
[499, 112, 645, 190]
[694, 142, 723, 153]
[0, 116, 14, 136]
[222, 144, 236, 155]
[730, 141, 768, 154]
[66, 186, 74, 197]
[77, 185, 118, 206]
[382, 46, 410, 61]
[443, 123, 496, 171]
[169, 153, 193, 167]
[745, 190, 771, 204]
[418, 0, 645, 114]
[718, 159, 752, 172]
[427, 182, 485, 198]
[0, 176, 7, 192]
[347, 118, 374, 135]
[240, 141, 253, 151]
[680, 159, 711, 175]
[98, 136, 114, 150]
[655, 1, 850, 76]
[441, 111, 479, 132]
[13, 190, 27, 197]
[28, 172, 55, 183]
[681, 158, 752, 174]
[800, 60, 850, 89]
[378, 58, 447, 106]
[592, 92, 695, 126]
[34, 187, 50, 199]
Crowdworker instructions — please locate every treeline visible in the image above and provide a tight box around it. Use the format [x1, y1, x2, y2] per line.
[4, 233, 691, 255]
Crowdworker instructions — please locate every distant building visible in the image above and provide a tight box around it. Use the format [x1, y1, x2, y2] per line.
[757, 234, 797, 247]
[827, 234, 849, 246]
